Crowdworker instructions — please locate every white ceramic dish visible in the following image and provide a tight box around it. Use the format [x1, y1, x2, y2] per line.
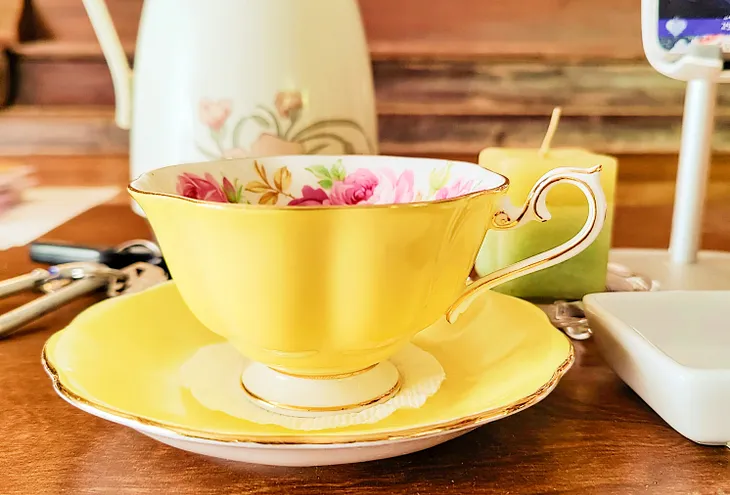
[584, 290, 730, 446]
[69, 400, 479, 467]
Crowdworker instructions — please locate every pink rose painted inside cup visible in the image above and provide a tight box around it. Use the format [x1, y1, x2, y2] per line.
[166, 156, 488, 207]
[434, 178, 475, 201]
[177, 173, 228, 203]
[329, 168, 378, 205]
[375, 169, 415, 204]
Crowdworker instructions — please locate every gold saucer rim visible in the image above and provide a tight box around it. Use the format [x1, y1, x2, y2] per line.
[41, 341, 574, 446]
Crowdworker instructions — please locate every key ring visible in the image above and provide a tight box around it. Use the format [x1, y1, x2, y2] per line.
[1, 262, 127, 299]
[0, 262, 129, 338]
[114, 239, 162, 258]
[39, 262, 127, 295]
[48, 262, 126, 285]
[50, 262, 127, 297]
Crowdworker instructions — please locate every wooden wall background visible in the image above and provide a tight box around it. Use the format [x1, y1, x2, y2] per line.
[11, 0, 646, 57]
[0, 0, 729, 208]
[1, 0, 727, 152]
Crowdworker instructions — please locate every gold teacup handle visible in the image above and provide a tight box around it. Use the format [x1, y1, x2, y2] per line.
[446, 165, 607, 323]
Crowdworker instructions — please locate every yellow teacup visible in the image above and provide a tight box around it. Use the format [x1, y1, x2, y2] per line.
[130, 155, 605, 415]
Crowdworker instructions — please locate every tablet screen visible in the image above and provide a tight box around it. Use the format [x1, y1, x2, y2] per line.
[659, 0, 730, 53]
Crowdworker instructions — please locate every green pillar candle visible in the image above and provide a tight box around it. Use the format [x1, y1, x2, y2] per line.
[475, 147, 617, 302]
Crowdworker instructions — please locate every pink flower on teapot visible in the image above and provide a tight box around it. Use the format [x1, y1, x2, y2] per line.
[199, 99, 232, 132]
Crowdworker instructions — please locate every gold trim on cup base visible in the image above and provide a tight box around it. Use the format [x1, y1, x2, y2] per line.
[240, 373, 402, 415]
[270, 363, 378, 381]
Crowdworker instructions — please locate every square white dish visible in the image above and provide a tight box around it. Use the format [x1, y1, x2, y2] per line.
[584, 290, 730, 446]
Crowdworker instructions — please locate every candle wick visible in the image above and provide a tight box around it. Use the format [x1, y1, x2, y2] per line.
[539, 107, 562, 158]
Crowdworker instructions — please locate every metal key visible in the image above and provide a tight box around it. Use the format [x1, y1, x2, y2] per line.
[0, 262, 126, 338]
[0, 269, 50, 299]
[29, 239, 164, 271]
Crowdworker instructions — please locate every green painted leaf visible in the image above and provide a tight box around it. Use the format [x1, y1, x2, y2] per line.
[331, 161, 346, 181]
[306, 165, 332, 180]
[429, 163, 452, 193]
[318, 179, 333, 189]
[252, 115, 270, 128]
[224, 186, 237, 203]
[231, 116, 252, 147]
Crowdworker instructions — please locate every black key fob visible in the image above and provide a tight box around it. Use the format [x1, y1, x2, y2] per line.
[30, 240, 168, 273]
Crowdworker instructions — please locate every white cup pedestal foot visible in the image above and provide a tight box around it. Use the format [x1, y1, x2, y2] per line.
[240, 361, 401, 418]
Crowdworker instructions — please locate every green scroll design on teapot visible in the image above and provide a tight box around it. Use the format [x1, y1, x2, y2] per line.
[196, 92, 375, 159]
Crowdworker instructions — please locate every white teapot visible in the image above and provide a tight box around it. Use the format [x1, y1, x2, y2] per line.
[82, 0, 379, 213]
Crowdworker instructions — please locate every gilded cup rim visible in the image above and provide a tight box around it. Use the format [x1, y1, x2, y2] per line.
[128, 154, 511, 211]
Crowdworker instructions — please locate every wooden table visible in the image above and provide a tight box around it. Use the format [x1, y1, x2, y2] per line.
[1, 203, 729, 495]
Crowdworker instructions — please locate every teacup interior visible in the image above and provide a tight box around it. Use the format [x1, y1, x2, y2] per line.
[131, 155, 507, 207]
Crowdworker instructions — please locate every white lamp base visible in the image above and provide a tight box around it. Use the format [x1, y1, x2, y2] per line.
[610, 248, 730, 290]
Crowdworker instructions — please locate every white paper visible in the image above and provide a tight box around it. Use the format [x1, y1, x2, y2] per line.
[181, 342, 446, 431]
[0, 186, 120, 251]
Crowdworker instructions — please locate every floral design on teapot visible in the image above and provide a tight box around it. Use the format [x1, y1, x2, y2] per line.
[176, 159, 486, 206]
[196, 92, 374, 159]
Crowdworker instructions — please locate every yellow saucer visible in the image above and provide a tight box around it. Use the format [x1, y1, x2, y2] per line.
[43, 281, 573, 466]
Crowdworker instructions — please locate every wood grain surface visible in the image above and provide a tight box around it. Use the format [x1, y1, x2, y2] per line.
[3, 1, 722, 154]
[8, 105, 730, 157]
[1, 179, 730, 494]
[12, 55, 728, 156]
[0, 0, 22, 45]
[0, 0, 22, 107]
[16, 0, 644, 59]
[16, 52, 711, 114]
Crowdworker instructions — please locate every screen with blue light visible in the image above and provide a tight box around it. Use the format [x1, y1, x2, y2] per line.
[659, 0, 730, 52]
